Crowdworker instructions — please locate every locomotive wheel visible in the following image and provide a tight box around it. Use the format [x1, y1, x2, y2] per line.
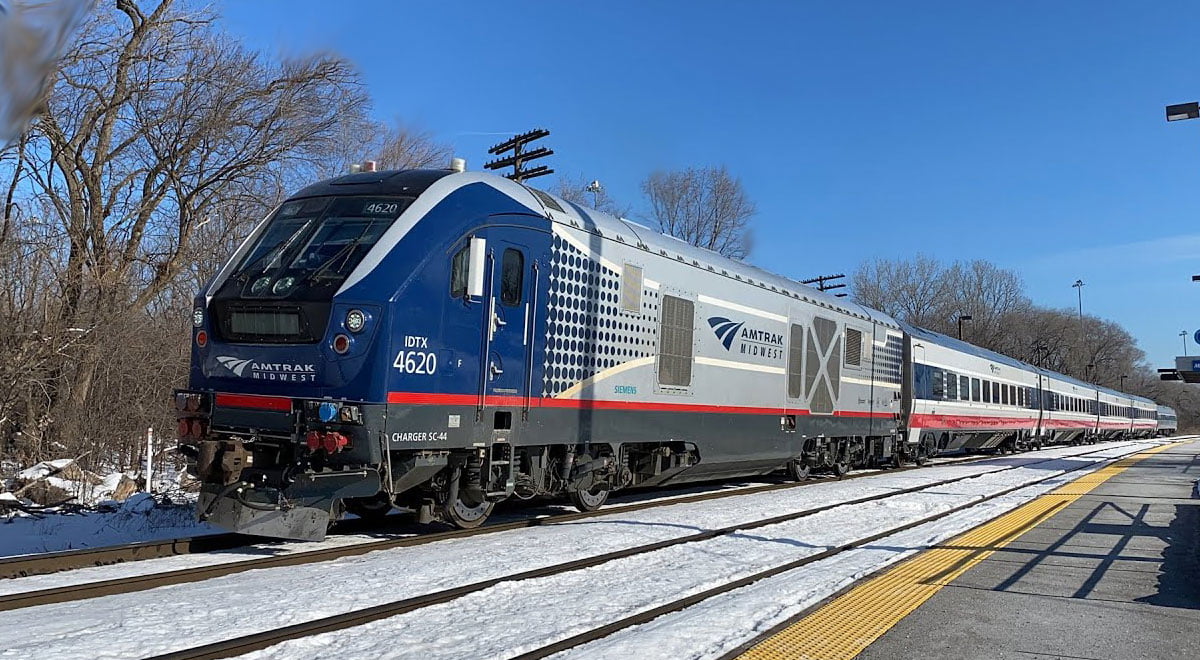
[915, 443, 929, 466]
[831, 460, 850, 477]
[444, 492, 494, 529]
[786, 458, 811, 481]
[569, 486, 610, 512]
[344, 494, 394, 521]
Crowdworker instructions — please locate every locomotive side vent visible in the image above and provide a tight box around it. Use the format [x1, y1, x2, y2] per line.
[621, 263, 643, 313]
[657, 295, 694, 387]
[844, 327, 863, 366]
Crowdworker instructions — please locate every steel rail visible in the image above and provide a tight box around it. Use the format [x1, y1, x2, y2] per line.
[0, 450, 1007, 610]
[0, 533, 251, 580]
[145, 445, 1126, 660]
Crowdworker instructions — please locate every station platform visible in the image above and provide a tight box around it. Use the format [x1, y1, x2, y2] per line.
[739, 440, 1200, 660]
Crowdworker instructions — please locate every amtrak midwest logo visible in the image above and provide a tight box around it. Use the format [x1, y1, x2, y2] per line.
[707, 317, 784, 360]
[216, 355, 317, 382]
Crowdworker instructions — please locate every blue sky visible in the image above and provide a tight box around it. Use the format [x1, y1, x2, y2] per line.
[220, 1, 1200, 370]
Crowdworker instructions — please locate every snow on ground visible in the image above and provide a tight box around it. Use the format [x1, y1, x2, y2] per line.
[0, 529, 409, 597]
[0, 439, 1164, 660]
[0, 493, 218, 558]
[235, 441, 1165, 660]
[555, 447, 1155, 660]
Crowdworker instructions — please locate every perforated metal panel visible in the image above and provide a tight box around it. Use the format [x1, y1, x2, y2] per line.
[658, 295, 694, 387]
[542, 232, 656, 397]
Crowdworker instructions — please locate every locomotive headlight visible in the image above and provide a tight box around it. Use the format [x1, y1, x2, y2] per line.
[346, 309, 366, 333]
[272, 276, 296, 295]
[192, 307, 204, 327]
[251, 277, 270, 295]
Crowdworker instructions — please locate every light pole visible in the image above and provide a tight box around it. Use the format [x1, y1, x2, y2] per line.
[1167, 102, 1200, 122]
[1071, 280, 1085, 336]
[1181, 330, 1189, 356]
[586, 180, 603, 208]
[957, 314, 972, 340]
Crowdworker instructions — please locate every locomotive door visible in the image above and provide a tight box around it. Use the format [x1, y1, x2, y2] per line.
[481, 238, 534, 415]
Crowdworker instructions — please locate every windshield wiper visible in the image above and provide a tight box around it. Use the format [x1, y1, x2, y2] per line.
[307, 221, 378, 283]
[237, 220, 314, 280]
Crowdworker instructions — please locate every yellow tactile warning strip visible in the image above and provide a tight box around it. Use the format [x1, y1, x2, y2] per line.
[737, 442, 1184, 660]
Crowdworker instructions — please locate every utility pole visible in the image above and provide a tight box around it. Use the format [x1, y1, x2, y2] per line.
[484, 129, 555, 182]
[957, 314, 972, 340]
[801, 273, 847, 298]
[1181, 330, 1189, 356]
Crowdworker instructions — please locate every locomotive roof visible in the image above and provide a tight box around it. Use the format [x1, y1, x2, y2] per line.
[515, 177, 900, 329]
[306, 168, 899, 329]
[290, 169, 454, 199]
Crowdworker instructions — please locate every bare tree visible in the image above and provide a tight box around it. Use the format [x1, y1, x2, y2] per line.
[312, 119, 454, 180]
[851, 254, 953, 331]
[642, 165, 755, 259]
[943, 260, 1031, 350]
[0, 0, 376, 470]
[552, 173, 632, 218]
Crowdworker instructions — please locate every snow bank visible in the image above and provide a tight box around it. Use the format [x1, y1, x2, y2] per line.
[0, 493, 217, 558]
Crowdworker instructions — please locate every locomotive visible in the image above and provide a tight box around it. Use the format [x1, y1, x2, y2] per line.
[175, 165, 1171, 541]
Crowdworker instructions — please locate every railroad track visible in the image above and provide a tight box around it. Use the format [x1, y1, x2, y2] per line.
[0, 533, 253, 580]
[142, 442, 1138, 660]
[0, 448, 1014, 609]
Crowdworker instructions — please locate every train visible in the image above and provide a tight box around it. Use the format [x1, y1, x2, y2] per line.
[174, 165, 1176, 541]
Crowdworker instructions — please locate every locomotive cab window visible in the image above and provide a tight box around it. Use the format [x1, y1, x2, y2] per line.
[500, 248, 524, 306]
[450, 245, 469, 298]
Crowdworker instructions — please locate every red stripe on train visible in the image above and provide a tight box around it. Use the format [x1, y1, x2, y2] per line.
[214, 393, 292, 412]
[385, 392, 894, 417]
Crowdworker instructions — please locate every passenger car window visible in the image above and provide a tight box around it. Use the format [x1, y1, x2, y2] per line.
[500, 248, 523, 306]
